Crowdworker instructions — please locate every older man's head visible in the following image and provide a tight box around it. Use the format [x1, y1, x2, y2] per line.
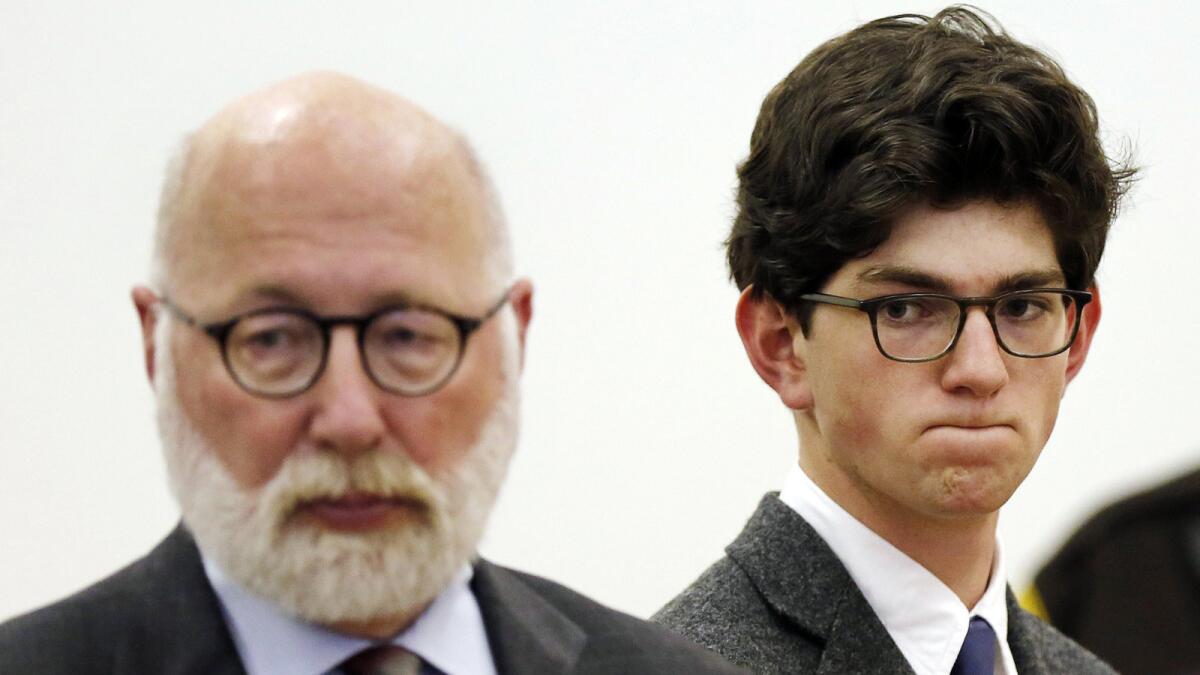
[132, 72, 533, 639]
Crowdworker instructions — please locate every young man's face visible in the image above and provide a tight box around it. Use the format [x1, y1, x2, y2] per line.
[794, 200, 1095, 527]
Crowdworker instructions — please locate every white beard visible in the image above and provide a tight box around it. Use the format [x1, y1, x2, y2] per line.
[153, 320, 519, 627]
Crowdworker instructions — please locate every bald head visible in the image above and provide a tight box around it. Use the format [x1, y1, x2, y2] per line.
[153, 72, 510, 296]
[133, 73, 535, 640]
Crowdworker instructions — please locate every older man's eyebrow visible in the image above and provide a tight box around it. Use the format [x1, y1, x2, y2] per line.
[856, 266, 1068, 294]
[241, 287, 440, 313]
[370, 291, 440, 310]
[237, 285, 308, 307]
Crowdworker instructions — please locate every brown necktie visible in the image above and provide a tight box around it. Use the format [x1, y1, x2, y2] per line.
[339, 645, 422, 675]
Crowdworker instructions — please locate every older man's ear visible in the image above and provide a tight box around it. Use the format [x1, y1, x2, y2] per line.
[508, 278, 534, 372]
[131, 285, 160, 384]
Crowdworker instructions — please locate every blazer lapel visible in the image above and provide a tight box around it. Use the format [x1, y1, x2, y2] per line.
[471, 560, 586, 675]
[116, 525, 248, 675]
[1006, 587, 1046, 675]
[815, 591, 915, 675]
[726, 495, 914, 675]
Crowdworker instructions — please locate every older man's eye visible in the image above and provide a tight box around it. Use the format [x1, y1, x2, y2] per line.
[372, 311, 454, 350]
[382, 327, 419, 345]
[245, 329, 294, 351]
[230, 315, 317, 360]
[380, 327, 452, 361]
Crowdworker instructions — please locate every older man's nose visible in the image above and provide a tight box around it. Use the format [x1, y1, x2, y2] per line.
[308, 327, 386, 456]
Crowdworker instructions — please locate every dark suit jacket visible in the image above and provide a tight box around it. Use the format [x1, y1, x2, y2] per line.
[0, 525, 746, 674]
[654, 494, 1116, 674]
[1034, 465, 1200, 675]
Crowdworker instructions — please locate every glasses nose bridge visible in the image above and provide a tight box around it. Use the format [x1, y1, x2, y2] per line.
[316, 315, 374, 377]
[950, 297, 1004, 352]
[317, 314, 376, 347]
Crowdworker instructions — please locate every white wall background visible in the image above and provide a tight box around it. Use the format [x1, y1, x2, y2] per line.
[3, 0, 1198, 622]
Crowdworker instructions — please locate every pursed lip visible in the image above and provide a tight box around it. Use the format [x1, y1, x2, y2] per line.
[924, 418, 1016, 432]
[296, 492, 429, 531]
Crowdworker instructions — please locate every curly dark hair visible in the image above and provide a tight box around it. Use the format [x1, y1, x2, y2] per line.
[727, 6, 1136, 331]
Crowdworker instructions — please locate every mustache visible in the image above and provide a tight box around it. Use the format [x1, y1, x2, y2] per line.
[255, 450, 443, 526]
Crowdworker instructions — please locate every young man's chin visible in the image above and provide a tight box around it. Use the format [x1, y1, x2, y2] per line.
[918, 468, 1021, 519]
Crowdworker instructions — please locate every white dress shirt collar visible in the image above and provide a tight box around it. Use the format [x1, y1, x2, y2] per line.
[203, 557, 497, 675]
[779, 465, 1017, 675]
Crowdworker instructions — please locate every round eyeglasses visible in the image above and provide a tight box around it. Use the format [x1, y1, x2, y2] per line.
[798, 288, 1092, 362]
[157, 289, 512, 397]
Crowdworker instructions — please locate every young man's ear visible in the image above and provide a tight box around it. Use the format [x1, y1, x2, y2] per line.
[131, 286, 160, 385]
[1064, 284, 1102, 386]
[735, 287, 813, 410]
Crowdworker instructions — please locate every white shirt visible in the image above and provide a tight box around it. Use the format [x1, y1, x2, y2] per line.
[778, 465, 1019, 675]
[203, 558, 497, 675]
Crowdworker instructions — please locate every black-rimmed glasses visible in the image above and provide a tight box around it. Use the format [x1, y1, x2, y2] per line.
[158, 289, 512, 397]
[799, 288, 1092, 362]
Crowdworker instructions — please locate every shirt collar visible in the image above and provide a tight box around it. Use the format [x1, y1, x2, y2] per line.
[203, 557, 497, 675]
[779, 464, 1016, 675]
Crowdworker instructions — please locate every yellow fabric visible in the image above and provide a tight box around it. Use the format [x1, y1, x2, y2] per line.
[1018, 584, 1050, 621]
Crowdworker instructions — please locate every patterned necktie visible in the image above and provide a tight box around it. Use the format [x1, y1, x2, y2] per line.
[950, 616, 997, 675]
[339, 645, 422, 675]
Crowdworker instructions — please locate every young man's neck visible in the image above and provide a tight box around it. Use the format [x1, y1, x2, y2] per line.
[798, 456, 999, 608]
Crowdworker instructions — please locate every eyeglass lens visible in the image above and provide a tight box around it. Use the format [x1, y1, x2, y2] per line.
[224, 308, 464, 396]
[226, 313, 324, 394]
[363, 309, 462, 392]
[874, 291, 1079, 360]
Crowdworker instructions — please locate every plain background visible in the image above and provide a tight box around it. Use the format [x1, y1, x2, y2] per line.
[3, 1, 1198, 622]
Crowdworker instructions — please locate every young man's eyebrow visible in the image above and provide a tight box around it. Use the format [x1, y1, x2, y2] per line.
[991, 269, 1069, 293]
[855, 266, 1068, 294]
[856, 266, 953, 292]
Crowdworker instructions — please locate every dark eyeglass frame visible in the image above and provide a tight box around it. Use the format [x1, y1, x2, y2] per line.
[157, 288, 513, 398]
[798, 288, 1093, 363]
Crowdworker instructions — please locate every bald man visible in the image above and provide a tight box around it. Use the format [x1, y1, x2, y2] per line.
[0, 73, 744, 675]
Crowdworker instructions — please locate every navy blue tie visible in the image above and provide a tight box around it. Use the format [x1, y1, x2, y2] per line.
[950, 616, 996, 675]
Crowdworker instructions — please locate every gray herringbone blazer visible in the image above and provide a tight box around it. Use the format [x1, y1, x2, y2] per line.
[654, 494, 1117, 674]
[0, 525, 747, 674]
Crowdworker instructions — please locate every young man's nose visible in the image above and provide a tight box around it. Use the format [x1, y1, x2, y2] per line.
[940, 309, 1009, 397]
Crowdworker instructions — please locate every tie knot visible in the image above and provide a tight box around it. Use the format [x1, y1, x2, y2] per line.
[340, 645, 422, 675]
[950, 616, 997, 675]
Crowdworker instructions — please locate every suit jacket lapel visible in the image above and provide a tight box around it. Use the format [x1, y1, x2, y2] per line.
[471, 560, 586, 675]
[1006, 587, 1046, 675]
[726, 495, 914, 675]
[118, 525, 248, 675]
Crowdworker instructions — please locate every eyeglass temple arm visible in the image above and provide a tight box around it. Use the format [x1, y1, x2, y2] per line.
[798, 293, 865, 309]
[157, 298, 230, 340]
[156, 299, 198, 326]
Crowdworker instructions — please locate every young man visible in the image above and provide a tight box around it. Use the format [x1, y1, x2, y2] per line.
[655, 8, 1134, 675]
